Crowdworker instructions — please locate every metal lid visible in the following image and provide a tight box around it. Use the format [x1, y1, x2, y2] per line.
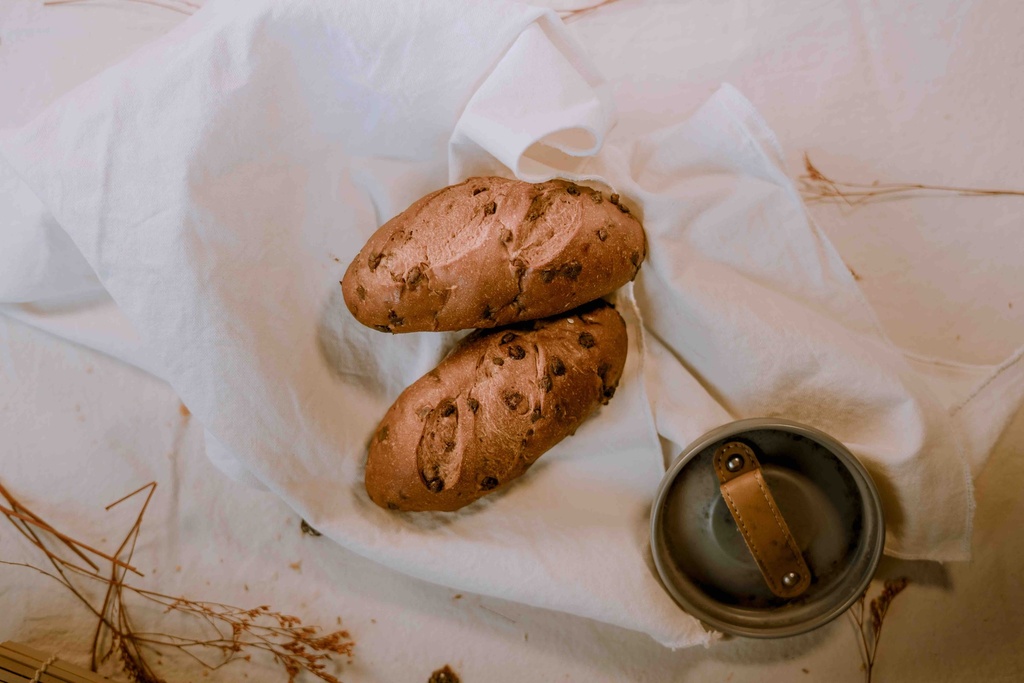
[650, 418, 885, 638]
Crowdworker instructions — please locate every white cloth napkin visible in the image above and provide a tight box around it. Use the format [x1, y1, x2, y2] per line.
[2, 0, 1021, 648]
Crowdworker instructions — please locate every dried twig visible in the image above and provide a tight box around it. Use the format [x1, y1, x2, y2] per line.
[799, 154, 1024, 207]
[849, 578, 909, 683]
[561, 0, 622, 23]
[43, 0, 199, 15]
[1, 480, 354, 683]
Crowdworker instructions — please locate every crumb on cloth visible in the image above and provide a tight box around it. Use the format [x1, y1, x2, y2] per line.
[428, 665, 460, 683]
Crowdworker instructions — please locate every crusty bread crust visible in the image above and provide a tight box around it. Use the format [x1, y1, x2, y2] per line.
[342, 177, 645, 333]
[364, 301, 627, 512]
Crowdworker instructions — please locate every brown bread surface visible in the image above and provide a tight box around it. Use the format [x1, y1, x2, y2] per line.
[342, 177, 646, 333]
[364, 301, 627, 512]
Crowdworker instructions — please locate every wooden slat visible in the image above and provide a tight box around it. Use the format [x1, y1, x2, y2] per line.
[0, 655, 66, 683]
[0, 664, 29, 683]
[0, 644, 106, 683]
[0, 652, 29, 682]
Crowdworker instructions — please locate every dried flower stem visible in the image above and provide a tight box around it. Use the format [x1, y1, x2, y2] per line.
[799, 154, 1024, 206]
[43, 0, 199, 15]
[1, 480, 354, 683]
[0, 504, 141, 575]
[849, 578, 909, 683]
[561, 0, 622, 23]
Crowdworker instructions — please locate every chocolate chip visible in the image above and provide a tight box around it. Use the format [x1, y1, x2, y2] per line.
[618, 203, 630, 214]
[373, 324, 391, 333]
[524, 191, 555, 224]
[554, 403, 566, 420]
[591, 191, 603, 204]
[422, 465, 445, 493]
[501, 228, 513, 242]
[525, 429, 534, 437]
[300, 519, 322, 536]
[609, 193, 620, 205]
[603, 386, 617, 401]
[531, 407, 543, 422]
[550, 357, 566, 376]
[566, 184, 579, 196]
[444, 440, 456, 452]
[377, 425, 390, 443]
[440, 401, 456, 417]
[388, 309, 400, 322]
[480, 476, 499, 490]
[578, 332, 596, 348]
[597, 362, 610, 380]
[386, 502, 399, 510]
[356, 285, 367, 300]
[484, 201, 497, 216]
[482, 305, 493, 320]
[503, 391, 525, 411]
[500, 332, 518, 345]
[467, 398, 480, 413]
[507, 345, 526, 360]
[407, 266, 424, 289]
[473, 187, 488, 195]
[541, 269, 556, 283]
[630, 251, 641, 267]
[368, 253, 383, 271]
[597, 228, 608, 241]
[539, 375, 553, 392]
[560, 261, 582, 280]
[492, 356, 505, 366]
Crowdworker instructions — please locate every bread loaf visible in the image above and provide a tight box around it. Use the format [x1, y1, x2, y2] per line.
[342, 177, 645, 333]
[364, 300, 627, 512]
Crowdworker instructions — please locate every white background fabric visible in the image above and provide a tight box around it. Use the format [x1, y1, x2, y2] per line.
[2, 0, 1024, 679]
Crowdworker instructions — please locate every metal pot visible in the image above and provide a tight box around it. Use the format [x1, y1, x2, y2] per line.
[650, 418, 885, 638]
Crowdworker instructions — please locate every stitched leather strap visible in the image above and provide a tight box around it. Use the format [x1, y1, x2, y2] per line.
[714, 442, 811, 598]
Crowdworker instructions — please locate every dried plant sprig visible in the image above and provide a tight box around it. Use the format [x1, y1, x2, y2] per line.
[1, 480, 354, 683]
[849, 577, 909, 683]
[561, 0, 622, 23]
[799, 154, 1024, 206]
[43, 0, 199, 15]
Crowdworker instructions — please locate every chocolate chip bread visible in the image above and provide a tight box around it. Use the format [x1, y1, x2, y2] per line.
[364, 300, 627, 512]
[342, 177, 646, 333]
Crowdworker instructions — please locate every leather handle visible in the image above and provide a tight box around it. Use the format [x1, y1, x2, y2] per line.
[714, 442, 811, 598]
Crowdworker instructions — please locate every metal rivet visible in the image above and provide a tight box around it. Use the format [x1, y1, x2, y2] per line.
[782, 572, 800, 588]
[726, 454, 745, 472]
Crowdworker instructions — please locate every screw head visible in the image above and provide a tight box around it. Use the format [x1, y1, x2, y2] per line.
[726, 454, 745, 472]
[781, 572, 801, 588]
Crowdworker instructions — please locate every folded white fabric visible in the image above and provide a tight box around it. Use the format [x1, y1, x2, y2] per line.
[0, 154, 102, 303]
[2, 0, 1019, 648]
